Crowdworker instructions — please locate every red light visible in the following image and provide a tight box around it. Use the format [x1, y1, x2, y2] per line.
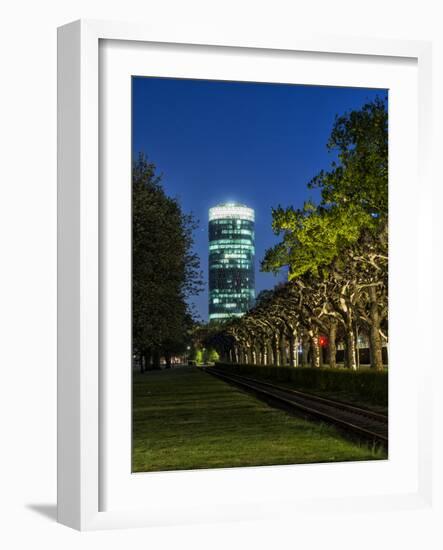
[319, 336, 328, 347]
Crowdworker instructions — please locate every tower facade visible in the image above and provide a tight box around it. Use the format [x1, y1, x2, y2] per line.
[208, 203, 255, 321]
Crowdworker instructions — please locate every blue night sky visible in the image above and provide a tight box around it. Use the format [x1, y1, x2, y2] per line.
[132, 77, 387, 321]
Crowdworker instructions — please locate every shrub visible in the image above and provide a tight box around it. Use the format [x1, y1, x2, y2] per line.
[214, 363, 388, 406]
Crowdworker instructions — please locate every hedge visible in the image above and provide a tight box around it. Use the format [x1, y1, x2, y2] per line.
[214, 363, 388, 407]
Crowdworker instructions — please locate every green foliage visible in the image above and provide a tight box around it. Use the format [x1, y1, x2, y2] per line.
[262, 202, 375, 278]
[205, 348, 220, 363]
[208, 98, 389, 374]
[191, 347, 219, 364]
[310, 96, 388, 216]
[262, 97, 387, 280]
[132, 153, 203, 362]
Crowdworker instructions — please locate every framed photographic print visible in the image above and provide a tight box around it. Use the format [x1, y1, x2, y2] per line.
[57, 19, 433, 530]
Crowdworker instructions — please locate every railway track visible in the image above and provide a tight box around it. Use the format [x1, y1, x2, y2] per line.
[204, 367, 388, 449]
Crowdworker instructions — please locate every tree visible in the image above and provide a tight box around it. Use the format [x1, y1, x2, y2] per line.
[132, 153, 203, 371]
[350, 223, 388, 371]
[309, 96, 388, 216]
[204, 348, 220, 363]
[205, 99, 388, 372]
[261, 98, 388, 370]
[262, 97, 387, 274]
[262, 201, 375, 279]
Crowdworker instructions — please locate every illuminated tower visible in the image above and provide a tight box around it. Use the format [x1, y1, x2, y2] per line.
[208, 202, 255, 321]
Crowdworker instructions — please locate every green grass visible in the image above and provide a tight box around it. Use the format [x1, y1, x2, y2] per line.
[132, 367, 386, 472]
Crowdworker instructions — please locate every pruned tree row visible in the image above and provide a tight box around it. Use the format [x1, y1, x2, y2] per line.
[204, 221, 387, 371]
[204, 98, 388, 371]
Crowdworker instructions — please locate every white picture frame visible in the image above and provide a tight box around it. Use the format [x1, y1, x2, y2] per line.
[57, 19, 433, 531]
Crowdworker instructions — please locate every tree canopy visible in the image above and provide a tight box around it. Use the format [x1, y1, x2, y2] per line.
[206, 98, 388, 371]
[132, 153, 203, 370]
[309, 96, 388, 216]
[262, 97, 387, 279]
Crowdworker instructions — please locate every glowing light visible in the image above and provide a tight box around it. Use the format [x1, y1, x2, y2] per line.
[208, 202, 255, 322]
[209, 203, 255, 222]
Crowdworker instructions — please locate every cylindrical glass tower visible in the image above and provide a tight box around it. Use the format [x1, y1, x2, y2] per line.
[208, 202, 255, 321]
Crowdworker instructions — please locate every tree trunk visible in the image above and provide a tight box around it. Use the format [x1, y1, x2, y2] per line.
[301, 336, 309, 368]
[288, 331, 298, 367]
[369, 286, 384, 371]
[272, 334, 280, 366]
[277, 337, 281, 366]
[152, 349, 161, 370]
[309, 328, 321, 368]
[328, 321, 337, 369]
[251, 345, 257, 365]
[258, 342, 264, 365]
[345, 327, 357, 371]
[143, 348, 152, 371]
[262, 343, 268, 366]
[164, 352, 172, 369]
[279, 333, 287, 366]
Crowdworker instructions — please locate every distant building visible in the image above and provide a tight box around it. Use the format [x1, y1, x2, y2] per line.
[208, 202, 255, 321]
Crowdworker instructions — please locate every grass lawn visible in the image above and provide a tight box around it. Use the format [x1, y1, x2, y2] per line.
[132, 367, 386, 472]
